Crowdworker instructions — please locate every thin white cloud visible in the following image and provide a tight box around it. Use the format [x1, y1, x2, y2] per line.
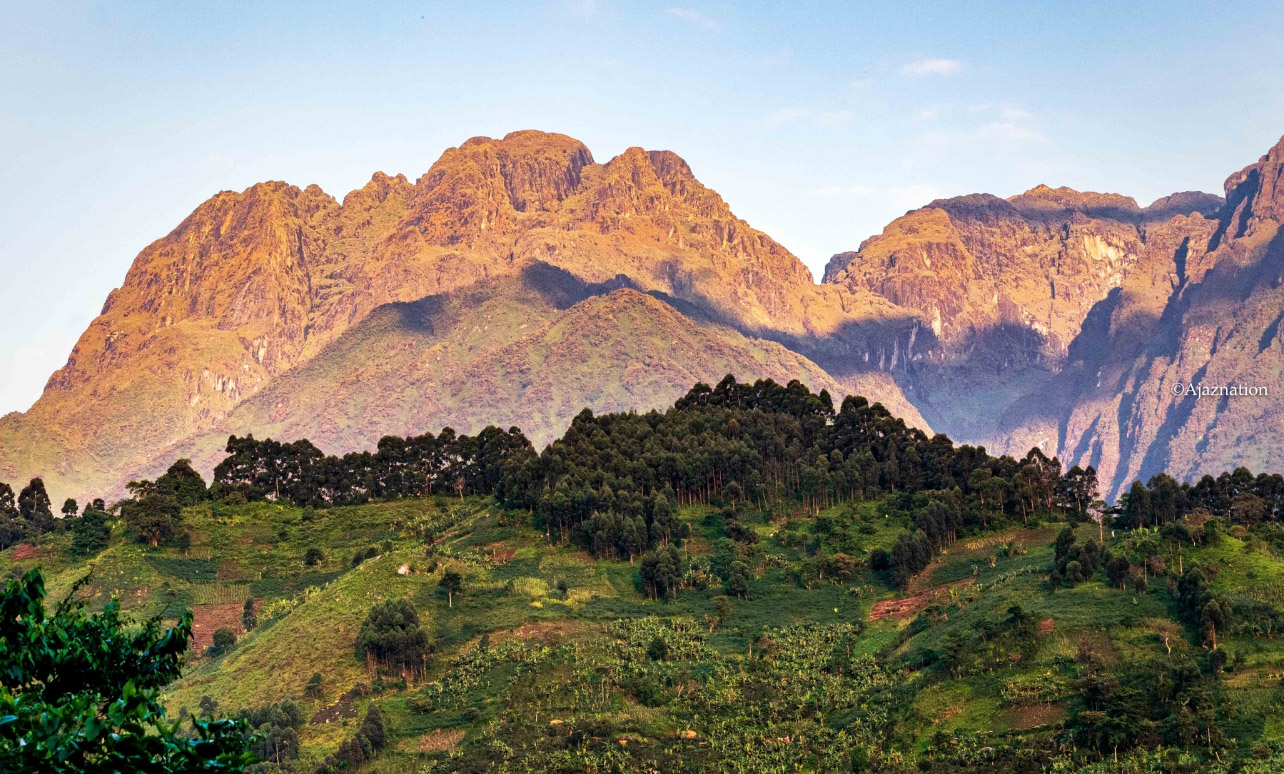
[888, 184, 942, 210]
[918, 106, 941, 120]
[666, 7, 718, 29]
[902, 58, 962, 76]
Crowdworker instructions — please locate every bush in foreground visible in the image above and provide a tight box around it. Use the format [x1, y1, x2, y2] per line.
[0, 569, 256, 772]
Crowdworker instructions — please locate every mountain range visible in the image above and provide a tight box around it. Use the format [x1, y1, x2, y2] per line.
[3, 129, 1282, 502]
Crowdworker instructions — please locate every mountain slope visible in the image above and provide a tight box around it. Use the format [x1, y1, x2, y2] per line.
[823, 134, 1283, 498]
[996, 136, 1284, 497]
[824, 185, 1222, 364]
[0, 131, 923, 502]
[4, 129, 1282, 505]
[125, 264, 924, 484]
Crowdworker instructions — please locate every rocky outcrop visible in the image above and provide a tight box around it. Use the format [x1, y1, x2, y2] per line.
[5, 127, 1279, 505]
[824, 135, 1283, 500]
[995, 136, 1284, 498]
[824, 185, 1223, 366]
[0, 131, 922, 502]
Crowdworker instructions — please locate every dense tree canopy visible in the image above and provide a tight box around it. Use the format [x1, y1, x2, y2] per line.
[211, 425, 534, 507]
[70, 507, 112, 556]
[356, 599, 431, 675]
[1119, 467, 1284, 529]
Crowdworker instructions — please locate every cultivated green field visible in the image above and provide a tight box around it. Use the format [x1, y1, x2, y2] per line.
[9, 492, 1284, 772]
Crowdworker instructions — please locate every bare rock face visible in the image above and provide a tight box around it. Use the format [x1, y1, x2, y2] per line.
[1008, 135, 1284, 498]
[824, 185, 1223, 367]
[7, 127, 1279, 505]
[49, 181, 334, 394]
[0, 131, 922, 502]
[831, 134, 1283, 500]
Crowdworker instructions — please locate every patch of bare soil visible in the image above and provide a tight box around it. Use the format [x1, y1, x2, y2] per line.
[190, 603, 244, 652]
[997, 702, 1066, 731]
[412, 729, 466, 753]
[868, 578, 973, 622]
[310, 684, 368, 725]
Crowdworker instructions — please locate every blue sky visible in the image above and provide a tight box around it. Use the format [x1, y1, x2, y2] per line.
[2, 1, 1283, 415]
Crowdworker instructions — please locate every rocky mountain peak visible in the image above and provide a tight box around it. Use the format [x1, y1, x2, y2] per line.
[423, 130, 593, 211]
[343, 171, 412, 207]
[821, 178, 1223, 368]
[1221, 133, 1284, 235]
[1142, 191, 1223, 222]
[1008, 184, 1140, 220]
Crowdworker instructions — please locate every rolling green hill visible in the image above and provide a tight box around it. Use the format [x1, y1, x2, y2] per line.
[7, 378, 1284, 772]
[10, 494, 1284, 771]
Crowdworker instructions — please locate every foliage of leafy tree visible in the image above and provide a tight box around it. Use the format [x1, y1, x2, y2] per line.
[358, 703, 386, 750]
[1068, 648, 1225, 763]
[70, 507, 112, 556]
[305, 672, 323, 700]
[351, 545, 378, 567]
[155, 458, 210, 507]
[439, 569, 463, 607]
[640, 546, 686, 600]
[198, 695, 219, 717]
[498, 377, 1097, 586]
[235, 700, 304, 767]
[1050, 529, 1102, 587]
[724, 560, 750, 599]
[355, 599, 430, 674]
[939, 605, 1039, 677]
[1105, 554, 1132, 589]
[213, 425, 534, 507]
[0, 569, 255, 772]
[315, 705, 387, 773]
[207, 627, 237, 657]
[890, 530, 933, 589]
[0, 482, 19, 550]
[1114, 467, 1284, 530]
[122, 492, 184, 546]
[18, 477, 54, 535]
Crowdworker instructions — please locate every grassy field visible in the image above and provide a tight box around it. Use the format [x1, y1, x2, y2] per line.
[8, 497, 1284, 772]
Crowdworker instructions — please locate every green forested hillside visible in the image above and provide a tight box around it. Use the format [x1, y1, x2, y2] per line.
[5, 378, 1284, 772]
